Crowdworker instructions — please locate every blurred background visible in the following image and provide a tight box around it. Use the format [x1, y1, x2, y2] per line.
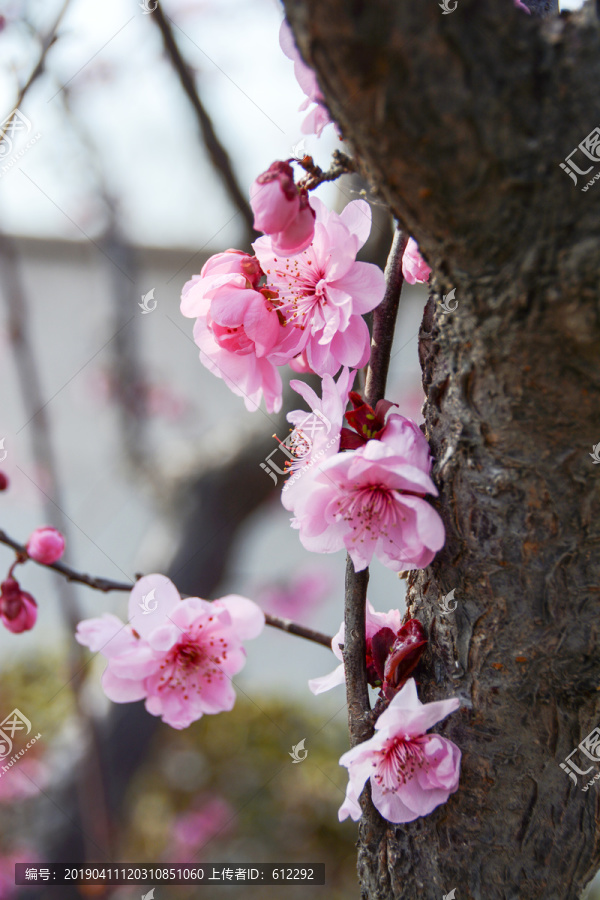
[0, 0, 593, 898]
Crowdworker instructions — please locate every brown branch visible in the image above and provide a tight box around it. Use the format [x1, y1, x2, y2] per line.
[365, 226, 408, 407]
[0, 0, 72, 144]
[151, 2, 255, 239]
[341, 227, 407, 834]
[342, 225, 407, 746]
[297, 149, 356, 191]
[0, 528, 333, 648]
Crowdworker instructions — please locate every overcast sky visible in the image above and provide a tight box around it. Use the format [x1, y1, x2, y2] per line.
[0, 0, 340, 249]
[0, 0, 586, 249]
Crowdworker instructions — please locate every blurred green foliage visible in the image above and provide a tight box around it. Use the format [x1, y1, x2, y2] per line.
[0, 657, 360, 898]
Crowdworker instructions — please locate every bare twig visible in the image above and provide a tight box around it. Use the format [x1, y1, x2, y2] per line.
[297, 149, 356, 191]
[151, 3, 255, 238]
[365, 226, 408, 407]
[0, 527, 333, 648]
[0, 0, 72, 144]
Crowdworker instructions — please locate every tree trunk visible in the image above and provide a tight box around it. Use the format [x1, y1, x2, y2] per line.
[282, 0, 600, 897]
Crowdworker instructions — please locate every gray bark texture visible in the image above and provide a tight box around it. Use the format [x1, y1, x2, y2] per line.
[281, 0, 600, 897]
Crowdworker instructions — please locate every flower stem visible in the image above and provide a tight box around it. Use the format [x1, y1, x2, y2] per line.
[0, 528, 333, 648]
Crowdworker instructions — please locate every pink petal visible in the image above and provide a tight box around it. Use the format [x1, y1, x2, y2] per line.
[75, 614, 133, 657]
[128, 574, 182, 638]
[331, 261, 385, 314]
[250, 179, 298, 234]
[396, 494, 446, 551]
[101, 665, 147, 703]
[329, 317, 372, 368]
[214, 595, 265, 640]
[338, 200, 372, 251]
[242, 300, 281, 357]
[370, 779, 425, 824]
[209, 287, 256, 328]
[308, 663, 345, 694]
[271, 203, 316, 256]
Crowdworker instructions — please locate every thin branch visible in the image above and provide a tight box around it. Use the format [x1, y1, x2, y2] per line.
[297, 150, 356, 191]
[365, 226, 408, 407]
[0, 0, 72, 144]
[151, 3, 255, 239]
[342, 227, 407, 756]
[0, 528, 333, 648]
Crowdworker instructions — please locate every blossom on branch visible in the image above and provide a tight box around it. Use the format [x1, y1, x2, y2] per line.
[282, 367, 355, 509]
[309, 601, 426, 696]
[181, 250, 284, 413]
[290, 414, 445, 572]
[338, 678, 461, 824]
[255, 198, 385, 377]
[76, 575, 265, 729]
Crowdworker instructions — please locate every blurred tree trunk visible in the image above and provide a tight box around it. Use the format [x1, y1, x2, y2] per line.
[283, 0, 600, 897]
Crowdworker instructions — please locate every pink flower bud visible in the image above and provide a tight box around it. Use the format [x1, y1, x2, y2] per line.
[26, 527, 65, 564]
[250, 161, 315, 256]
[0, 577, 37, 633]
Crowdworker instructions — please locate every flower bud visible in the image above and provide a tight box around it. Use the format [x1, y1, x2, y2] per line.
[26, 527, 65, 564]
[0, 577, 37, 633]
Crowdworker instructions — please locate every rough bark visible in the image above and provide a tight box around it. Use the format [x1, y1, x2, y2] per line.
[282, 0, 600, 897]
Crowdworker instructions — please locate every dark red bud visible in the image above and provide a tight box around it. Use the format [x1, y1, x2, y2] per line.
[383, 619, 427, 695]
[343, 392, 398, 445]
[368, 627, 397, 684]
[0, 472, 8, 491]
[0, 577, 21, 600]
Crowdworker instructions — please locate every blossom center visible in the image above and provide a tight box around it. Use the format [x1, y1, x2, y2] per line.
[267, 253, 326, 331]
[334, 483, 401, 543]
[374, 736, 428, 791]
[175, 640, 204, 670]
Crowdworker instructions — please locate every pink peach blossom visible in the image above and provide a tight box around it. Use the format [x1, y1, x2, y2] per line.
[309, 601, 403, 695]
[250, 161, 316, 256]
[26, 526, 65, 564]
[338, 678, 461, 824]
[279, 21, 331, 137]
[402, 237, 431, 285]
[254, 198, 384, 376]
[180, 251, 284, 413]
[290, 414, 445, 572]
[76, 575, 265, 730]
[281, 367, 355, 510]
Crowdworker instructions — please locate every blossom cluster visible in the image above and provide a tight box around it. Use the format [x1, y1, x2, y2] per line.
[55, 16, 461, 835]
[310, 601, 460, 823]
[181, 189, 385, 414]
[282, 376, 445, 573]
